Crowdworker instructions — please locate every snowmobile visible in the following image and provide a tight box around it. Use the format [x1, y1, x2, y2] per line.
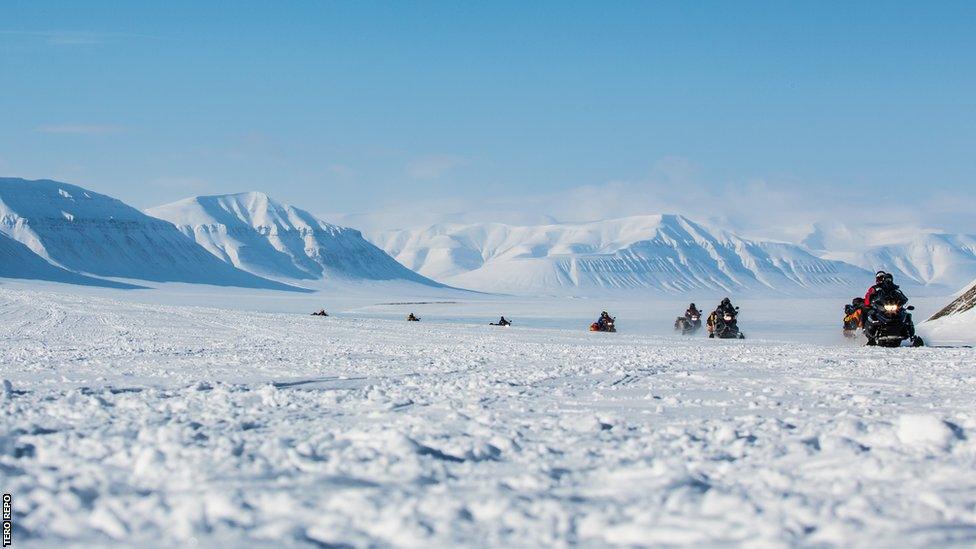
[842, 304, 861, 338]
[311, 309, 329, 317]
[490, 316, 512, 326]
[674, 313, 701, 335]
[708, 309, 744, 339]
[590, 315, 616, 333]
[406, 313, 421, 322]
[864, 300, 924, 347]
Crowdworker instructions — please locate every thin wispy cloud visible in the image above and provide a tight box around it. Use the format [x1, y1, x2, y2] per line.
[34, 124, 126, 135]
[0, 30, 157, 46]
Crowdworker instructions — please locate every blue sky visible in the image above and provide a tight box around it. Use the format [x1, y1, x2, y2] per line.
[1, 1, 974, 232]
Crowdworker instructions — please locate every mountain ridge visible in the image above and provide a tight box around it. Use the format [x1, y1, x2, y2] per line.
[148, 192, 443, 288]
[371, 215, 875, 295]
[0, 178, 303, 291]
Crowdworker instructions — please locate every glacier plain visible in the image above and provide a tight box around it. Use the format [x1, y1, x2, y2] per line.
[2, 285, 975, 547]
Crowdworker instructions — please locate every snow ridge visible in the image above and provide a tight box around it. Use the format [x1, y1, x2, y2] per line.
[372, 215, 872, 295]
[0, 178, 301, 290]
[803, 221, 976, 291]
[148, 192, 442, 287]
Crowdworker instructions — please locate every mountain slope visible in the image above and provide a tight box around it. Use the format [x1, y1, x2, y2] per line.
[372, 215, 872, 295]
[0, 231, 141, 288]
[928, 279, 976, 321]
[147, 192, 442, 287]
[0, 178, 300, 291]
[919, 279, 976, 345]
[802, 222, 976, 291]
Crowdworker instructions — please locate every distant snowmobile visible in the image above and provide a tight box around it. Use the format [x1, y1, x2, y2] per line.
[674, 313, 701, 335]
[590, 312, 616, 333]
[842, 298, 864, 338]
[311, 309, 329, 317]
[490, 316, 512, 326]
[407, 313, 421, 322]
[708, 305, 745, 339]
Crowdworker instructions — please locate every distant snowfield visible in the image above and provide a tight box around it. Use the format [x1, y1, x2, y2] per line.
[3, 286, 975, 546]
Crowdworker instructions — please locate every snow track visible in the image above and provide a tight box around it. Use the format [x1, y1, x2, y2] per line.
[2, 288, 976, 546]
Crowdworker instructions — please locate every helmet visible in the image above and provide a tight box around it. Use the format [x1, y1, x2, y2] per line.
[883, 273, 894, 284]
[689, 303, 696, 309]
[721, 297, 731, 305]
[875, 270, 887, 283]
[853, 297, 865, 307]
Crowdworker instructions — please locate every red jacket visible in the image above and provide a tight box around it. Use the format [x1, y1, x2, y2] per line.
[864, 284, 883, 306]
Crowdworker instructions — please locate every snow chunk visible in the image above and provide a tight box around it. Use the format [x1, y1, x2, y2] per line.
[896, 414, 959, 452]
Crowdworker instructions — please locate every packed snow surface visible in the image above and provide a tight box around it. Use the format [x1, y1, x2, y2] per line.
[148, 192, 441, 287]
[3, 288, 976, 546]
[373, 215, 872, 295]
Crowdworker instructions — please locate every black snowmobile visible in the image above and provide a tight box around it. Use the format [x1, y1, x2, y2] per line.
[864, 300, 924, 347]
[708, 308, 745, 339]
[490, 316, 513, 326]
[674, 313, 702, 335]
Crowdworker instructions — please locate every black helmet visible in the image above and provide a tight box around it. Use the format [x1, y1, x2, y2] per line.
[875, 270, 887, 283]
[689, 303, 696, 308]
[721, 297, 731, 305]
[883, 273, 894, 284]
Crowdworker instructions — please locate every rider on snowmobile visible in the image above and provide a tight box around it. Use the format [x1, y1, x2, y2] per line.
[843, 297, 865, 334]
[494, 316, 512, 326]
[597, 311, 613, 330]
[864, 271, 888, 307]
[864, 273, 919, 345]
[407, 313, 420, 322]
[871, 273, 908, 308]
[707, 298, 739, 335]
[675, 303, 702, 332]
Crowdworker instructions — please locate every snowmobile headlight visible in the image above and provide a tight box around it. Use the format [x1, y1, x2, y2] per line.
[691, 315, 699, 321]
[723, 314, 733, 321]
[883, 303, 899, 313]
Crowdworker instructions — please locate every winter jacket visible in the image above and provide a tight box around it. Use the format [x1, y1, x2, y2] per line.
[870, 283, 908, 309]
[844, 308, 863, 328]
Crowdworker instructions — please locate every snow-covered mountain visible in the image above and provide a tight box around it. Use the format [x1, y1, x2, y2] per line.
[919, 279, 976, 345]
[372, 215, 873, 295]
[147, 192, 442, 287]
[0, 231, 140, 288]
[802, 221, 976, 291]
[928, 279, 976, 321]
[0, 178, 299, 290]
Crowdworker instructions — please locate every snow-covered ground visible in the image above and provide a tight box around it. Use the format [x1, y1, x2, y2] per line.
[3, 286, 976, 546]
[919, 307, 976, 348]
